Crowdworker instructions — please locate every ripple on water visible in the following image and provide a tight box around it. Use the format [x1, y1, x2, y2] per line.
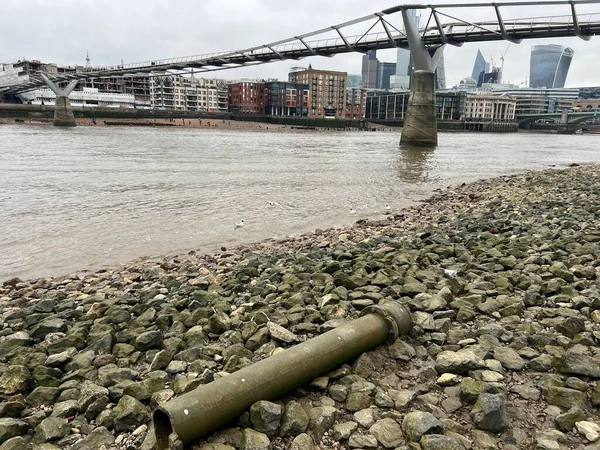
[1, 125, 599, 281]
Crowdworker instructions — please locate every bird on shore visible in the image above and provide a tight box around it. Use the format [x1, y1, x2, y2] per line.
[350, 208, 357, 215]
[234, 219, 245, 229]
[385, 204, 391, 212]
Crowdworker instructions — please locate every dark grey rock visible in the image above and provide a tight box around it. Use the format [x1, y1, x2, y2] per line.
[471, 393, 508, 433]
[113, 395, 150, 432]
[280, 400, 309, 437]
[555, 350, 600, 378]
[249, 401, 282, 436]
[69, 426, 115, 450]
[0, 419, 30, 445]
[33, 417, 69, 443]
[402, 411, 443, 442]
[134, 331, 163, 351]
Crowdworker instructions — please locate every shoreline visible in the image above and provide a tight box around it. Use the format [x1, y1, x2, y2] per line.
[0, 116, 395, 132]
[1, 164, 600, 449]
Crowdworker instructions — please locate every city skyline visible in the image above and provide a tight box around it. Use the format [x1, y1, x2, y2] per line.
[1, 0, 600, 88]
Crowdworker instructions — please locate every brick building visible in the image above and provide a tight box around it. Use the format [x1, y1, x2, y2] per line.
[288, 66, 347, 118]
[227, 80, 266, 114]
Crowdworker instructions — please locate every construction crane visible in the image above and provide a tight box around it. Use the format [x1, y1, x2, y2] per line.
[500, 44, 511, 83]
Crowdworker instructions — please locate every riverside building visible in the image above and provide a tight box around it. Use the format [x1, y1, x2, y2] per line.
[288, 66, 347, 118]
[464, 92, 516, 121]
[150, 75, 225, 112]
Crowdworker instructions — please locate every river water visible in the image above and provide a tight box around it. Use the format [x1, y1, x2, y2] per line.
[1, 124, 599, 282]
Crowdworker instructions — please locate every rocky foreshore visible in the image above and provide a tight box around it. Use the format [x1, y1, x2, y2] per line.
[1, 164, 600, 450]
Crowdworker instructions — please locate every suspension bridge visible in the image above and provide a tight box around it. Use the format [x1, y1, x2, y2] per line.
[4, 0, 600, 145]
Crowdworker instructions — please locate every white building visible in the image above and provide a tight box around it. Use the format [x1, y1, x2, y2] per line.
[150, 75, 226, 112]
[0, 63, 29, 88]
[465, 92, 516, 121]
[18, 87, 135, 108]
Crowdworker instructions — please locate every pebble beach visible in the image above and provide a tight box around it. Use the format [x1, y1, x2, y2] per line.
[1, 163, 600, 450]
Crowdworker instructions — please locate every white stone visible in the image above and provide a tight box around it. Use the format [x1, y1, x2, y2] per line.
[576, 421, 600, 442]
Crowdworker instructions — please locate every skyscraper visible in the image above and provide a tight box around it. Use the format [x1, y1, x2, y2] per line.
[529, 44, 574, 88]
[361, 50, 379, 89]
[471, 49, 490, 81]
[378, 62, 396, 90]
[390, 9, 419, 90]
[435, 54, 446, 90]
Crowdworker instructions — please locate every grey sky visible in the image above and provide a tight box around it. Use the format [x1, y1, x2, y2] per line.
[2, 0, 600, 88]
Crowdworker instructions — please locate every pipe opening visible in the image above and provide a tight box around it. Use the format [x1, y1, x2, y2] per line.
[153, 409, 174, 450]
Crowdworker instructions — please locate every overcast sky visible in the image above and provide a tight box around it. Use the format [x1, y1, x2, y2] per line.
[2, 0, 600, 88]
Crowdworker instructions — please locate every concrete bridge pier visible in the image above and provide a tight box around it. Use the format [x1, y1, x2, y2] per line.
[41, 74, 78, 127]
[401, 70, 437, 146]
[400, 9, 444, 147]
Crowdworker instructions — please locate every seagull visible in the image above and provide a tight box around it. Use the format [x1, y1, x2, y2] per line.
[234, 219, 245, 229]
[268, 201, 276, 207]
[385, 204, 391, 211]
[350, 208, 357, 215]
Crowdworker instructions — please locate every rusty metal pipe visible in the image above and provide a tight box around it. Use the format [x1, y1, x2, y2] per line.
[153, 301, 412, 449]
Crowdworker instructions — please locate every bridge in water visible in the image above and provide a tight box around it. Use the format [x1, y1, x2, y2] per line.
[518, 110, 600, 125]
[4, 0, 600, 145]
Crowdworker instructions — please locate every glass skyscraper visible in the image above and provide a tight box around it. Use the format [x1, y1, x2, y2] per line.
[529, 44, 574, 88]
[471, 49, 490, 81]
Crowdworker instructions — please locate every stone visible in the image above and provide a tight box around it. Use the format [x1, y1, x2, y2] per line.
[546, 386, 588, 410]
[471, 393, 508, 433]
[354, 408, 376, 428]
[30, 318, 67, 340]
[535, 429, 568, 450]
[26, 387, 60, 407]
[346, 392, 372, 411]
[266, 322, 297, 343]
[390, 389, 416, 411]
[280, 401, 309, 437]
[208, 312, 231, 334]
[0, 436, 31, 450]
[33, 417, 69, 443]
[576, 421, 600, 442]
[249, 401, 282, 436]
[369, 418, 403, 448]
[555, 407, 586, 432]
[69, 426, 115, 450]
[435, 349, 486, 374]
[402, 411, 443, 442]
[289, 433, 314, 450]
[240, 428, 270, 450]
[556, 317, 585, 339]
[554, 350, 600, 378]
[0, 419, 29, 445]
[332, 422, 358, 441]
[308, 406, 337, 442]
[420, 434, 466, 450]
[493, 347, 526, 371]
[388, 340, 416, 361]
[437, 373, 460, 386]
[75, 381, 109, 412]
[113, 395, 151, 432]
[134, 331, 163, 351]
[0, 366, 29, 395]
[348, 433, 378, 448]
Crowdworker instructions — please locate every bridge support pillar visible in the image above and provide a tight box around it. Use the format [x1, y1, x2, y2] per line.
[400, 71, 437, 147]
[54, 96, 76, 127]
[399, 8, 443, 148]
[40, 74, 78, 127]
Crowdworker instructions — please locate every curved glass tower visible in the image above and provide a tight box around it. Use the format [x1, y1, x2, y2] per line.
[529, 44, 574, 88]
